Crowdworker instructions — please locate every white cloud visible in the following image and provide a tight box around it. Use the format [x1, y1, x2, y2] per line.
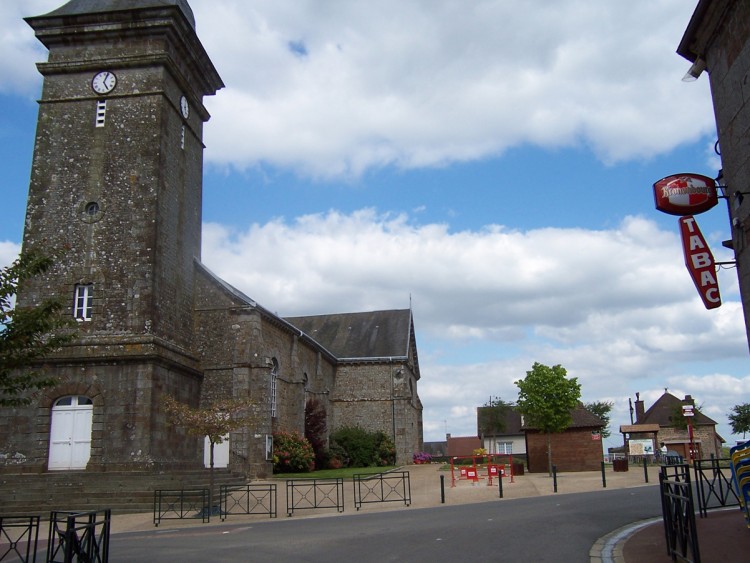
[3, 1, 714, 178]
[0, 1, 59, 96]
[189, 0, 715, 177]
[201, 210, 748, 445]
[0, 241, 21, 267]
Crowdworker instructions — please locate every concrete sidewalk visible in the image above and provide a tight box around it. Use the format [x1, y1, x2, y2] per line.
[106, 463, 661, 533]
[25, 463, 750, 562]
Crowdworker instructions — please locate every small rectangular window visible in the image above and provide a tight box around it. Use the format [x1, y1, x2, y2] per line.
[73, 284, 93, 321]
[495, 441, 513, 455]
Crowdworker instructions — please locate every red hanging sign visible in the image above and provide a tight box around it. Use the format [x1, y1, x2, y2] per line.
[678, 215, 721, 309]
[654, 173, 718, 215]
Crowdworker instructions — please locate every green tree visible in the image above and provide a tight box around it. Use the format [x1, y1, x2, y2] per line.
[515, 362, 581, 476]
[163, 395, 261, 508]
[1, 252, 74, 406]
[728, 403, 750, 438]
[583, 401, 614, 439]
[477, 396, 514, 452]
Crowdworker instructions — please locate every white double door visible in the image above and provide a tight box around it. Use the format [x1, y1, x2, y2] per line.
[48, 397, 93, 470]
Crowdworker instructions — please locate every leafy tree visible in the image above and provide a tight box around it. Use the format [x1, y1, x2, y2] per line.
[728, 403, 750, 438]
[1, 252, 74, 406]
[583, 401, 614, 439]
[163, 395, 261, 506]
[515, 362, 581, 476]
[477, 396, 514, 454]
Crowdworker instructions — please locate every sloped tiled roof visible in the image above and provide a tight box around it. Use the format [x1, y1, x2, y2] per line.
[285, 309, 412, 360]
[638, 392, 717, 426]
[521, 404, 604, 430]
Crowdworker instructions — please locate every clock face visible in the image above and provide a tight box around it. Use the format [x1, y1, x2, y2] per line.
[180, 95, 190, 119]
[92, 71, 117, 94]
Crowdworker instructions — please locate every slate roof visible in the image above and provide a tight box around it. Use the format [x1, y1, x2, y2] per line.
[637, 392, 717, 426]
[477, 406, 524, 436]
[284, 309, 413, 361]
[521, 404, 604, 431]
[38, 0, 196, 28]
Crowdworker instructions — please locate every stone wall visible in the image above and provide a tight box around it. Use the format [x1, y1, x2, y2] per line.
[685, 1, 750, 346]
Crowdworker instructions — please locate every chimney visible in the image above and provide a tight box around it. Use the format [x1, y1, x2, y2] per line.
[634, 392, 645, 423]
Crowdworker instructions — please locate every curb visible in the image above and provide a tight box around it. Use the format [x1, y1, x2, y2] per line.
[589, 517, 661, 563]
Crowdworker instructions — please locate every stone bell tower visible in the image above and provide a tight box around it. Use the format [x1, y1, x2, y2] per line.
[3, 0, 223, 472]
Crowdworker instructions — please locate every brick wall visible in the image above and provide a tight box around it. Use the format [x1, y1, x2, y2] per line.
[526, 428, 603, 472]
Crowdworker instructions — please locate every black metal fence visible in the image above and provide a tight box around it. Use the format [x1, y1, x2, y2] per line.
[220, 484, 277, 520]
[352, 471, 411, 510]
[660, 464, 700, 563]
[47, 509, 111, 563]
[0, 515, 40, 563]
[285, 478, 344, 517]
[693, 457, 740, 517]
[153, 489, 210, 526]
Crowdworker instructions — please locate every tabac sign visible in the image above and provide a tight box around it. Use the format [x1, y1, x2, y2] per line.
[679, 215, 721, 309]
[653, 173, 718, 216]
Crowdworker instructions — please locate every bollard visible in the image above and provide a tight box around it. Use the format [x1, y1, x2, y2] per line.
[498, 471, 503, 499]
[552, 465, 558, 493]
[440, 474, 445, 504]
[601, 461, 607, 488]
[643, 457, 649, 483]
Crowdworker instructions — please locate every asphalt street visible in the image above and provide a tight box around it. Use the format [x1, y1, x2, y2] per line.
[108, 485, 663, 562]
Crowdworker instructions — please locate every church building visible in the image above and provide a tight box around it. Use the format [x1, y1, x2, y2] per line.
[0, 0, 423, 480]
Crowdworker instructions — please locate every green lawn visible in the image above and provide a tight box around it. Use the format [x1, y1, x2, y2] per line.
[273, 466, 397, 480]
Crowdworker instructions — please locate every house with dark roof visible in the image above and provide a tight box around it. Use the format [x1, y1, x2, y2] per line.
[523, 404, 605, 472]
[619, 391, 722, 462]
[476, 406, 527, 457]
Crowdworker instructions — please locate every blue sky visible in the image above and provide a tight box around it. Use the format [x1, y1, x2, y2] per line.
[1, 0, 748, 452]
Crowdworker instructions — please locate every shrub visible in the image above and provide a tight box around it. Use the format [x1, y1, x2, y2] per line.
[374, 431, 396, 466]
[272, 430, 315, 473]
[330, 426, 396, 468]
[413, 452, 432, 464]
[305, 398, 328, 469]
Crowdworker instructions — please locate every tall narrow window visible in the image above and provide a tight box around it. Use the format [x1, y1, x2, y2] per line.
[180, 125, 185, 149]
[73, 284, 93, 321]
[95, 100, 107, 127]
[270, 358, 278, 418]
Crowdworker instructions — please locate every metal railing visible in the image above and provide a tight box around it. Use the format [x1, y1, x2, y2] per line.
[693, 457, 740, 517]
[220, 484, 277, 520]
[353, 471, 411, 510]
[0, 515, 40, 563]
[285, 478, 344, 517]
[47, 509, 111, 563]
[153, 489, 210, 526]
[660, 464, 700, 563]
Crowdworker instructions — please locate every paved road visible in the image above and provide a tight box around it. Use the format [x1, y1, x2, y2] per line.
[109, 485, 663, 562]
